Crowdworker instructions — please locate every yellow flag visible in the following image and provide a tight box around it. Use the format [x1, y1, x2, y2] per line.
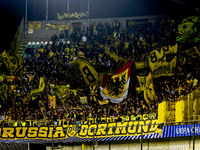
[149, 45, 177, 78]
[137, 76, 147, 91]
[28, 75, 34, 82]
[98, 100, 109, 105]
[53, 86, 70, 103]
[30, 77, 45, 100]
[144, 72, 156, 108]
[134, 60, 149, 70]
[105, 49, 128, 68]
[2, 52, 23, 75]
[48, 94, 53, 100]
[29, 21, 41, 29]
[77, 51, 99, 86]
[80, 97, 88, 104]
[181, 46, 200, 60]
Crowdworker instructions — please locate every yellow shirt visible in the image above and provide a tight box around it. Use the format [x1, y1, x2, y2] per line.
[10, 85, 15, 91]
[65, 23, 69, 30]
[193, 78, 198, 86]
[114, 42, 119, 48]
[64, 48, 70, 55]
[124, 42, 129, 49]
[38, 48, 44, 53]
[49, 52, 54, 58]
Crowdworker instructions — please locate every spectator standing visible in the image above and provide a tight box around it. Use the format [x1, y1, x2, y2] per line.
[75, 111, 82, 132]
[59, 31, 65, 42]
[51, 33, 58, 42]
[65, 21, 69, 38]
[53, 112, 58, 126]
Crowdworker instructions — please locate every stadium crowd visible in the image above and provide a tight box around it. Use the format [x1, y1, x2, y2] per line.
[0, 16, 199, 127]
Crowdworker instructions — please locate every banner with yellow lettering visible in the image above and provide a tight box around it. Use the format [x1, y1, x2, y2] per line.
[46, 23, 65, 30]
[144, 72, 156, 108]
[149, 44, 177, 78]
[0, 119, 161, 140]
[29, 21, 41, 29]
[30, 77, 45, 100]
[57, 12, 88, 20]
[53, 86, 70, 103]
[77, 52, 99, 86]
[100, 61, 132, 103]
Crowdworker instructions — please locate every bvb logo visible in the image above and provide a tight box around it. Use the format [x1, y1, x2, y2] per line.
[66, 124, 77, 137]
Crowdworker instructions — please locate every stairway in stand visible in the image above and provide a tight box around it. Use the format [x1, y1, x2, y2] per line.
[17, 41, 28, 56]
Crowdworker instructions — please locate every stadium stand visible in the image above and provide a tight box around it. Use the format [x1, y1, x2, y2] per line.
[1, 16, 197, 128]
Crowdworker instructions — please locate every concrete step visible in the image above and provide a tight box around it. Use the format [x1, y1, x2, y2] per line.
[18, 51, 24, 54]
[19, 47, 25, 50]
[21, 41, 28, 45]
[20, 44, 26, 47]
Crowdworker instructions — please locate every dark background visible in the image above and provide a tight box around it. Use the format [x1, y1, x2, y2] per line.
[0, 0, 198, 53]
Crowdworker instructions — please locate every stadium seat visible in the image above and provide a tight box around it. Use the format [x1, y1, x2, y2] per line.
[32, 42, 35, 45]
[28, 42, 31, 45]
[40, 41, 44, 45]
[49, 41, 52, 45]
[44, 41, 48, 45]
[36, 42, 40, 45]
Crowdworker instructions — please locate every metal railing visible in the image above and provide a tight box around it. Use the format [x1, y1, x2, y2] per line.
[51, 120, 200, 150]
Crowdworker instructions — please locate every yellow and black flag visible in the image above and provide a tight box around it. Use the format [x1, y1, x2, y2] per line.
[30, 77, 45, 100]
[29, 21, 41, 29]
[144, 72, 156, 108]
[176, 16, 200, 43]
[181, 46, 200, 60]
[149, 44, 177, 78]
[137, 75, 147, 91]
[77, 51, 99, 86]
[53, 86, 70, 103]
[2, 51, 23, 76]
[105, 49, 128, 69]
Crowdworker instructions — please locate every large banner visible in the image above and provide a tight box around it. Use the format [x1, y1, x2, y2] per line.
[0, 119, 160, 140]
[77, 52, 99, 86]
[100, 61, 132, 103]
[57, 12, 88, 20]
[149, 44, 177, 78]
[46, 23, 66, 30]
